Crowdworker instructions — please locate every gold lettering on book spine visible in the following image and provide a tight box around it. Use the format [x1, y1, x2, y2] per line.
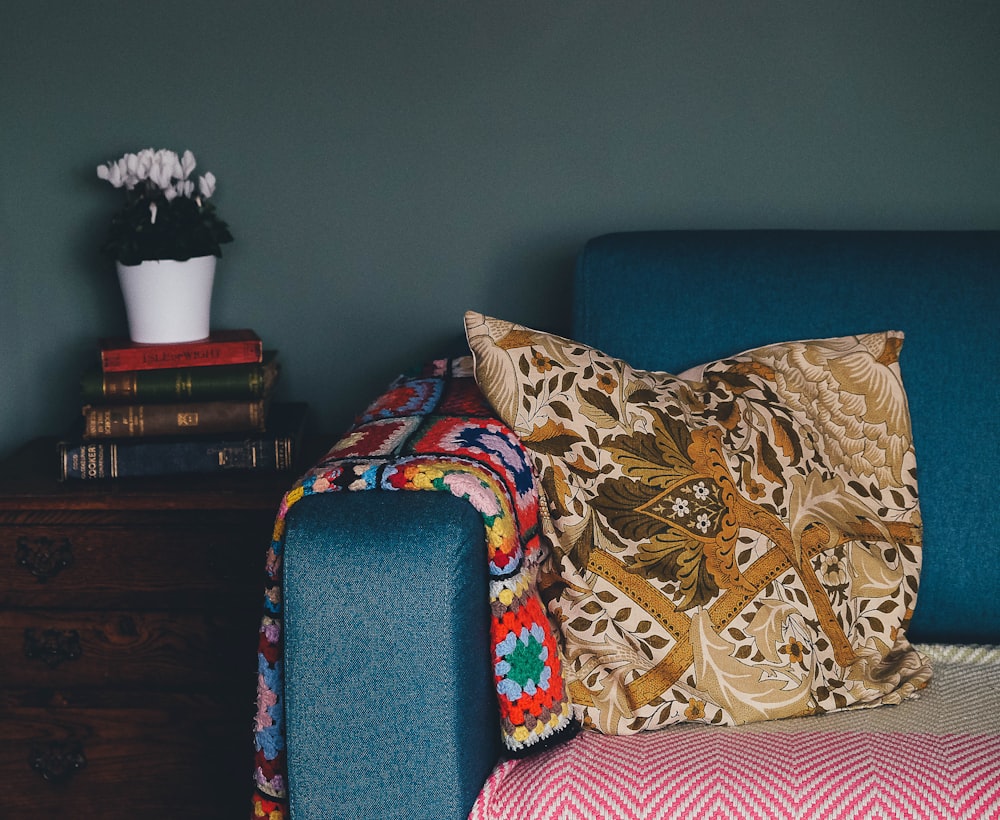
[85, 444, 103, 478]
[177, 412, 199, 427]
[103, 374, 138, 399]
[87, 409, 112, 437]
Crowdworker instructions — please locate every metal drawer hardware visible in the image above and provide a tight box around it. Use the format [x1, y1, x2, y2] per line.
[29, 740, 87, 784]
[23, 628, 82, 668]
[15, 536, 74, 582]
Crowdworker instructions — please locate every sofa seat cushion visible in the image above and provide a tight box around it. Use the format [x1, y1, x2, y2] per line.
[470, 644, 1000, 820]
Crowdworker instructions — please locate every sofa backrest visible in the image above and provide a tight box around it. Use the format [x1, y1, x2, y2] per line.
[572, 230, 999, 644]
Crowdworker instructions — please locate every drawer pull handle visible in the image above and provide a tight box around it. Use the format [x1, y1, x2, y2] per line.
[15, 536, 74, 582]
[23, 628, 82, 668]
[29, 740, 87, 784]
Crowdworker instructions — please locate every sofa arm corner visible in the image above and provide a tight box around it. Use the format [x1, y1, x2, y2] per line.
[282, 489, 500, 820]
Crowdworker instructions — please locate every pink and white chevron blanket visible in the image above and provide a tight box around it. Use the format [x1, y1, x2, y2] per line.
[471, 644, 1000, 820]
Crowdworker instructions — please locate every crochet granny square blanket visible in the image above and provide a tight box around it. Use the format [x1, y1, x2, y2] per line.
[252, 357, 577, 819]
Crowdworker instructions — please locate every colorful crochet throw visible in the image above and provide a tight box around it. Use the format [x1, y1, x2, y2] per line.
[252, 357, 577, 819]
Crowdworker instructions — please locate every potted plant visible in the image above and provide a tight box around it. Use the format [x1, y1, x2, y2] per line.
[96, 148, 233, 344]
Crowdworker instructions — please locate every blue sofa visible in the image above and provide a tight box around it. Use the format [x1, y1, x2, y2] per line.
[278, 231, 999, 819]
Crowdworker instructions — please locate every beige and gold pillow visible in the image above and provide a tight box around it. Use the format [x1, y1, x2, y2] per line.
[465, 311, 930, 734]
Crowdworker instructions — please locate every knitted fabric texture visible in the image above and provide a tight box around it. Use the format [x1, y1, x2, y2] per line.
[469, 644, 1000, 820]
[251, 357, 577, 819]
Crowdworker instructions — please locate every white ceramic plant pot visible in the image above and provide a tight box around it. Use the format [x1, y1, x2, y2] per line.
[116, 255, 217, 344]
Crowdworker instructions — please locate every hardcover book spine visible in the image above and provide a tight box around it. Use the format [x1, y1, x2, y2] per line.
[100, 335, 263, 372]
[81, 354, 279, 404]
[82, 400, 268, 438]
[58, 437, 293, 480]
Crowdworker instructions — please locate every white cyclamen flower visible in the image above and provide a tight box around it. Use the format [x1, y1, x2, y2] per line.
[114, 157, 134, 189]
[98, 148, 219, 203]
[198, 172, 216, 199]
[97, 162, 125, 188]
[136, 149, 154, 181]
[149, 152, 179, 191]
[180, 150, 196, 179]
[164, 149, 182, 180]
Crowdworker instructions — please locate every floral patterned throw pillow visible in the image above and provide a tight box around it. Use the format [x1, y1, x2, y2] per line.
[465, 311, 931, 734]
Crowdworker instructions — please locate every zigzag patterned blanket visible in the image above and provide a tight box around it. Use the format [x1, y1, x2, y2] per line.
[252, 357, 577, 819]
[470, 644, 1000, 819]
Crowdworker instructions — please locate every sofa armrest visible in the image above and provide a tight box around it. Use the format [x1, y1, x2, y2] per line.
[282, 490, 500, 820]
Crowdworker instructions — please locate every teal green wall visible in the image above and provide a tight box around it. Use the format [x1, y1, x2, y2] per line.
[3, 2, 998, 460]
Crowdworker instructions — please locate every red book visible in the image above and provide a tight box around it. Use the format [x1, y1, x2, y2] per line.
[99, 329, 263, 373]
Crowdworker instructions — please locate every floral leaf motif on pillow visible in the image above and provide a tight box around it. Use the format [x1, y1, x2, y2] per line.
[690, 609, 814, 724]
[591, 409, 737, 611]
[465, 311, 931, 735]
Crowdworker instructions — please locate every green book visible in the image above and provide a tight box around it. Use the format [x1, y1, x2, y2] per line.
[81, 351, 279, 404]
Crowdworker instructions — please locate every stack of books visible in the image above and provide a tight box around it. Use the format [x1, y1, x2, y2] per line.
[58, 329, 307, 480]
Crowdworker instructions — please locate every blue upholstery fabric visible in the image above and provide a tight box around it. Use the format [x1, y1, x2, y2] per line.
[280, 231, 998, 819]
[282, 491, 499, 820]
[572, 230, 1000, 643]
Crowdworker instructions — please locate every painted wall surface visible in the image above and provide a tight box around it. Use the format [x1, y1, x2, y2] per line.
[2, 2, 998, 459]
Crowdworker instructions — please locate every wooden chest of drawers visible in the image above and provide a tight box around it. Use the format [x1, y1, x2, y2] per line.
[0, 437, 314, 819]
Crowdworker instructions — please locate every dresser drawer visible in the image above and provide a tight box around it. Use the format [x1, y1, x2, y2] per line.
[3, 518, 273, 609]
[4, 697, 252, 820]
[3, 608, 259, 690]
[0, 437, 308, 819]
